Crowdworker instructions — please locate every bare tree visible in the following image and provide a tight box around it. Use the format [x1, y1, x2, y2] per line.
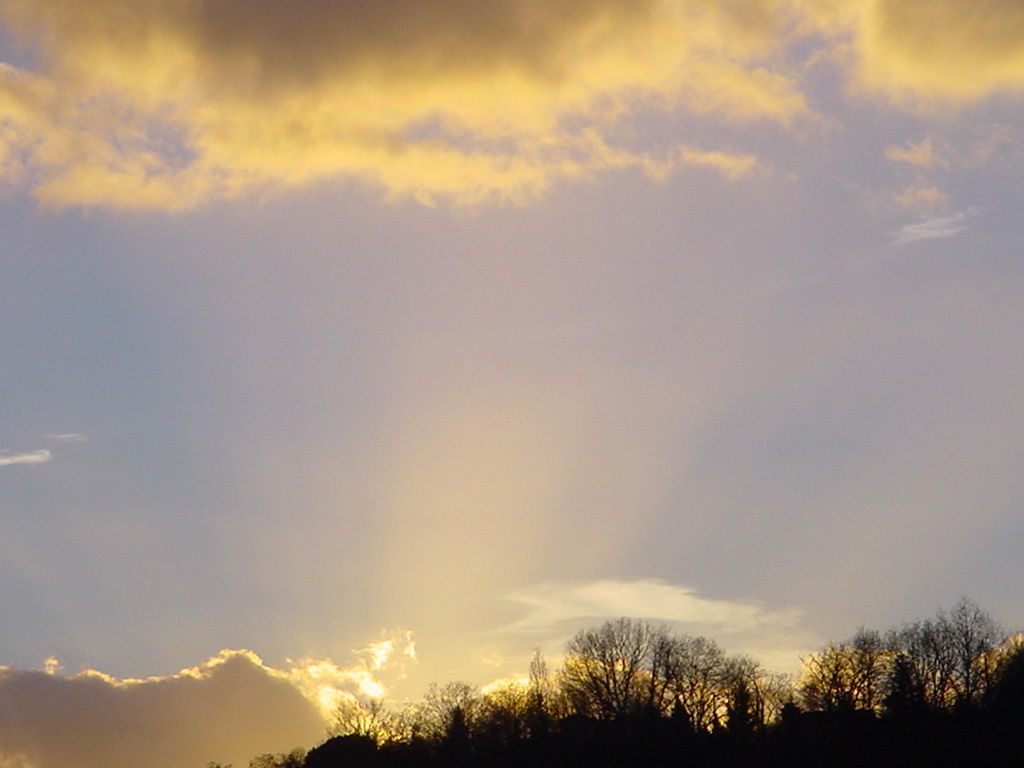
[848, 629, 891, 712]
[559, 620, 783, 731]
[889, 618, 957, 709]
[411, 681, 480, 741]
[946, 597, 1002, 705]
[560, 618, 665, 719]
[331, 696, 401, 744]
[750, 669, 796, 726]
[800, 643, 857, 712]
[721, 654, 788, 731]
[664, 635, 728, 731]
[800, 629, 891, 713]
[526, 649, 567, 733]
[886, 600, 1002, 710]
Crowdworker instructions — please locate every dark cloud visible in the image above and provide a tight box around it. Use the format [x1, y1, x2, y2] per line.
[0, 651, 326, 768]
[190, 0, 657, 93]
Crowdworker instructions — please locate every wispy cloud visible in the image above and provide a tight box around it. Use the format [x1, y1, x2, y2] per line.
[0, 449, 52, 467]
[500, 579, 818, 673]
[45, 433, 87, 443]
[891, 207, 980, 245]
[505, 579, 799, 633]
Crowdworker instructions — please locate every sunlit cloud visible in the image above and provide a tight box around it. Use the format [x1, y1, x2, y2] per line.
[505, 579, 801, 633]
[0, 637, 428, 768]
[0, 0, 811, 210]
[891, 206, 980, 245]
[285, 631, 418, 716]
[0, 650, 326, 768]
[0, 449, 51, 467]
[1, 1, 1022, 209]
[807, 0, 1024, 105]
[500, 579, 818, 673]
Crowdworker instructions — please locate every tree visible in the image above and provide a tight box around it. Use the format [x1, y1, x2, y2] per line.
[303, 735, 376, 768]
[800, 643, 857, 712]
[946, 597, 1002, 706]
[882, 652, 926, 719]
[412, 681, 479, 741]
[331, 696, 402, 744]
[560, 618, 667, 719]
[475, 680, 531, 747]
[525, 649, 563, 736]
[848, 629, 890, 712]
[986, 637, 1024, 714]
[887, 600, 1002, 710]
[725, 676, 755, 738]
[720, 654, 785, 731]
[800, 629, 890, 713]
[248, 749, 305, 768]
[888, 619, 957, 709]
[664, 635, 728, 731]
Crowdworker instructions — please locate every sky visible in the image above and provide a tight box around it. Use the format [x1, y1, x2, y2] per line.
[2, 0, 1024, 766]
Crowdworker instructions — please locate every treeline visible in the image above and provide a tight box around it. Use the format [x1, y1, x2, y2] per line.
[235, 598, 1024, 768]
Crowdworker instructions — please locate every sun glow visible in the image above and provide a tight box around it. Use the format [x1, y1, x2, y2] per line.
[285, 631, 418, 717]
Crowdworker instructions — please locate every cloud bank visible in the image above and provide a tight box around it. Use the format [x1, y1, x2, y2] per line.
[0, 0, 800, 209]
[0, 651, 327, 768]
[2, 0, 1022, 209]
[0, 631, 425, 768]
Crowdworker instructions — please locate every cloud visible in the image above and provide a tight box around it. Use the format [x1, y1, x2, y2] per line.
[5, 1, 1024, 210]
[44, 433, 87, 443]
[0, 0, 806, 209]
[0, 449, 51, 467]
[501, 579, 818, 673]
[889, 177, 948, 213]
[891, 206, 980, 245]
[0, 637, 428, 768]
[885, 136, 951, 169]
[505, 579, 800, 633]
[0, 650, 327, 768]
[1, 2, 1023, 209]
[805, 0, 1024, 104]
[285, 631, 418, 713]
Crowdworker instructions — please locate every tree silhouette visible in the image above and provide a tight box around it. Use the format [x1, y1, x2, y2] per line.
[210, 599, 1024, 768]
[560, 618, 664, 719]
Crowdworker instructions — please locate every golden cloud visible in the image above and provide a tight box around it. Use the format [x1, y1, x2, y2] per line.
[822, 0, 1024, 104]
[2, 1, 1023, 209]
[0, 0, 804, 209]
